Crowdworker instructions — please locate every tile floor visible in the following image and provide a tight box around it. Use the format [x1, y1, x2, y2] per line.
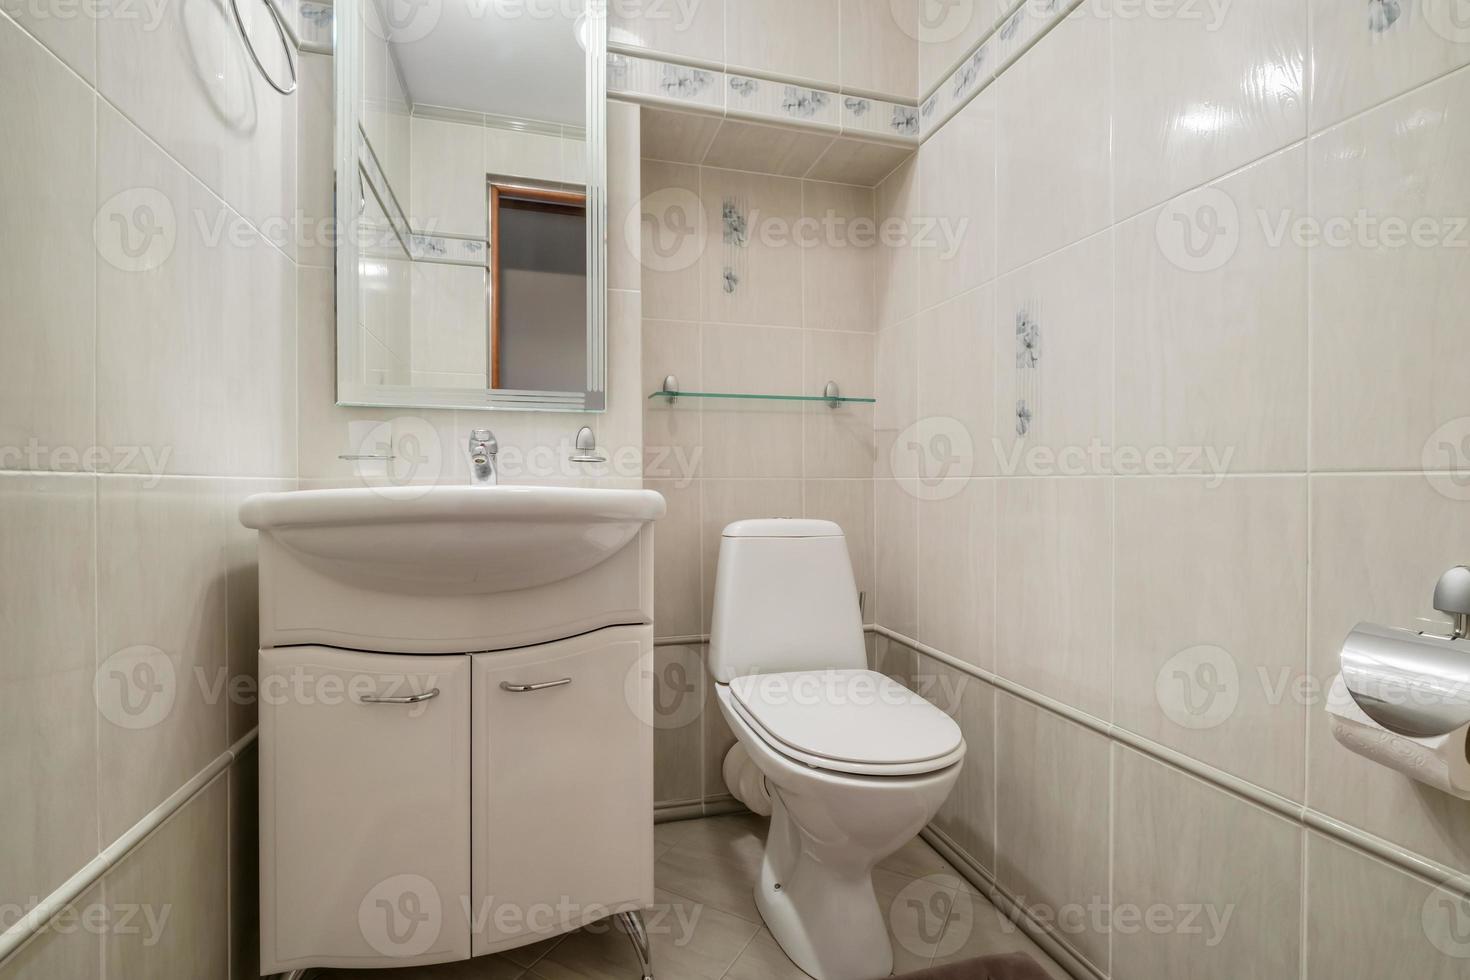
[320, 813, 1070, 980]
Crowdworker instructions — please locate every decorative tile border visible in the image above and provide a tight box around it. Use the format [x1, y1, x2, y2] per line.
[409, 234, 489, 267]
[298, 0, 333, 52]
[609, 53, 920, 146]
[611, 1, 1087, 149]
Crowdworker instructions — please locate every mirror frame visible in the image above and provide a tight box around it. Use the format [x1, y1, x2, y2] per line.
[334, 0, 608, 413]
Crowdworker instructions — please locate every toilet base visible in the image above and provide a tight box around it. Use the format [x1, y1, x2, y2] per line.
[754, 795, 895, 980]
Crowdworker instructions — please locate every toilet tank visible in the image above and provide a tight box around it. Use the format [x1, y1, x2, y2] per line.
[708, 519, 867, 683]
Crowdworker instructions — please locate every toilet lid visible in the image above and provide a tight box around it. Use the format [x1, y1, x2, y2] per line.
[729, 670, 964, 770]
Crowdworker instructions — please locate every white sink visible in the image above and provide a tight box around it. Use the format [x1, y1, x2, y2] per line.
[240, 485, 667, 596]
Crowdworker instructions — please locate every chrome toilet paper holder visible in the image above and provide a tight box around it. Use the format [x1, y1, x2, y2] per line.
[1339, 566, 1470, 740]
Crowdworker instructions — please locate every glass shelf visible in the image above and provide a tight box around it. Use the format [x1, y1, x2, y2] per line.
[648, 389, 877, 405]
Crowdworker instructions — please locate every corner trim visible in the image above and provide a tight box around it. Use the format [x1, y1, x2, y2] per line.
[0, 730, 260, 967]
[872, 625, 1470, 901]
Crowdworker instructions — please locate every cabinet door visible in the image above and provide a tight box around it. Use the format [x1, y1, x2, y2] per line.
[259, 647, 471, 973]
[471, 626, 654, 955]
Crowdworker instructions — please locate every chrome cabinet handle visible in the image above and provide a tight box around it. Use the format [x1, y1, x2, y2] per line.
[499, 678, 573, 694]
[360, 688, 440, 705]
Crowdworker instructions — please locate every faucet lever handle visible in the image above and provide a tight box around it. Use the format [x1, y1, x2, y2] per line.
[469, 429, 498, 455]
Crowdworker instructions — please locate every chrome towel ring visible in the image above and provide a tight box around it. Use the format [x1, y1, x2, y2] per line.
[229, 0, 297, 95]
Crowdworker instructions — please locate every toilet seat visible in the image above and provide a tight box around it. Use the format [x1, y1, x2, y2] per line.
[726, 670, 965, 777]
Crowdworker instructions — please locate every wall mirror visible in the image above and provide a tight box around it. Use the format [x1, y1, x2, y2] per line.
[335, 0, 607, 412]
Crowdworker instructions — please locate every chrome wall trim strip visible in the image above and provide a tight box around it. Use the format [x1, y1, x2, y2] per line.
[873, 625, 1470, 900]
[920, 825, 1103, 980]
[0, 729, 260, 967]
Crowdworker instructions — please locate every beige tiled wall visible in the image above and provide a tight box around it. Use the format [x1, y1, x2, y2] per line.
[875, 1, 1470, 977]
[1, 10, 646, 976]
[611, 0, 923, 101]
[639, 149, 884, 808]
[0, 0, 297, 972]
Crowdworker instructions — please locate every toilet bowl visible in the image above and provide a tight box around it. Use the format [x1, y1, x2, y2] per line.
[708, 520, 966, 980]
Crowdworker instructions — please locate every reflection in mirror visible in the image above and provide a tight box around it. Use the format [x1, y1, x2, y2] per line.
[337, 0, 606, 412]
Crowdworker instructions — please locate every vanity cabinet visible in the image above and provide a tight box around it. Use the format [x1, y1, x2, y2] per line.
[472, 628, 653, 955]
[243, 487, 663, 977]
[259, 649, 473, 971]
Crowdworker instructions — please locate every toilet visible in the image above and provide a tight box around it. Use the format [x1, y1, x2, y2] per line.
[709, 519, 966, 980]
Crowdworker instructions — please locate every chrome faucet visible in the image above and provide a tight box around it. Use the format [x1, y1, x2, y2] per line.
[468, 429, 499, 486]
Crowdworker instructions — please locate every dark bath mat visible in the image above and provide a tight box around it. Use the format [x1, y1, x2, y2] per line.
[894, 951, 1055, 980]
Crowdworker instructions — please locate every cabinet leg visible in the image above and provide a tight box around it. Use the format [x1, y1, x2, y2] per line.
[617, 910, 654, 980]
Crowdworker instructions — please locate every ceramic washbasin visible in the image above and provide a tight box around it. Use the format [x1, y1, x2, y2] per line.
[239, 485, 667, 595]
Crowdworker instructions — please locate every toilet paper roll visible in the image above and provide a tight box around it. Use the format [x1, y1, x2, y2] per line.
[722, 743, 773, 817]
[1327, 673, 1470, 800]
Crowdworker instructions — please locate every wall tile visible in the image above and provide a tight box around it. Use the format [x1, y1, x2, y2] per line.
[802, 179, 878, 332]
[918, 0, 1002, 96]
[1114, 146, 1308, 474]
[919, 664, 996, 871]
[699, 324, 804, 478]
[609, 100, 645, 291]
[1114, 476, 1309, 801]
[0, 0, 96, 82]
[875, 318, 920, 481]
[484, 125, 565, 184]
[1309, 66, 1470, 471]
[653, 644, 706, 805]
[803, 330, 876, 478]
[916, 286, 997, 480]
[1305, 833, 1470, 978]
[96, 476, 229, 842]
[296, 52, 335, 270]
[996, 694, 1111, 973]
[609, 0, 726, 64]
[876, 155, 921, 328]
[917, 477, 995, 669]
[726, 0, 840, 86]
[919, 87, 997, 307]
[1307, 475, 1470, 871]
[410, 116, 487, 238]
[994, 477, 1113, 720]
[0, 885, 103, 980]
[701, 119, 837, 177]
[1112, 746, 1302, 979]
[1111, 0, 1307, 220]
[97, 0, 297, 254]
[840, 0, 919, 98]
[0, 474, 98, 913]
[993, 231, 1113, 474]
[996, 4, 1111, 272]
[1309, 0, 1470, 131]
[640, 106, 723, 164]
[876, 477, 920, 637]
[643, 319, 703, 480]
[805, 479, 877, 615]
[97, 105, 297, 480]
[104, 776, 229, 979]
[0, 16, 95, 471]
[647, 479, 703, 639]
[640, 160, 704, 323]
[700, 167, 805, 327]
